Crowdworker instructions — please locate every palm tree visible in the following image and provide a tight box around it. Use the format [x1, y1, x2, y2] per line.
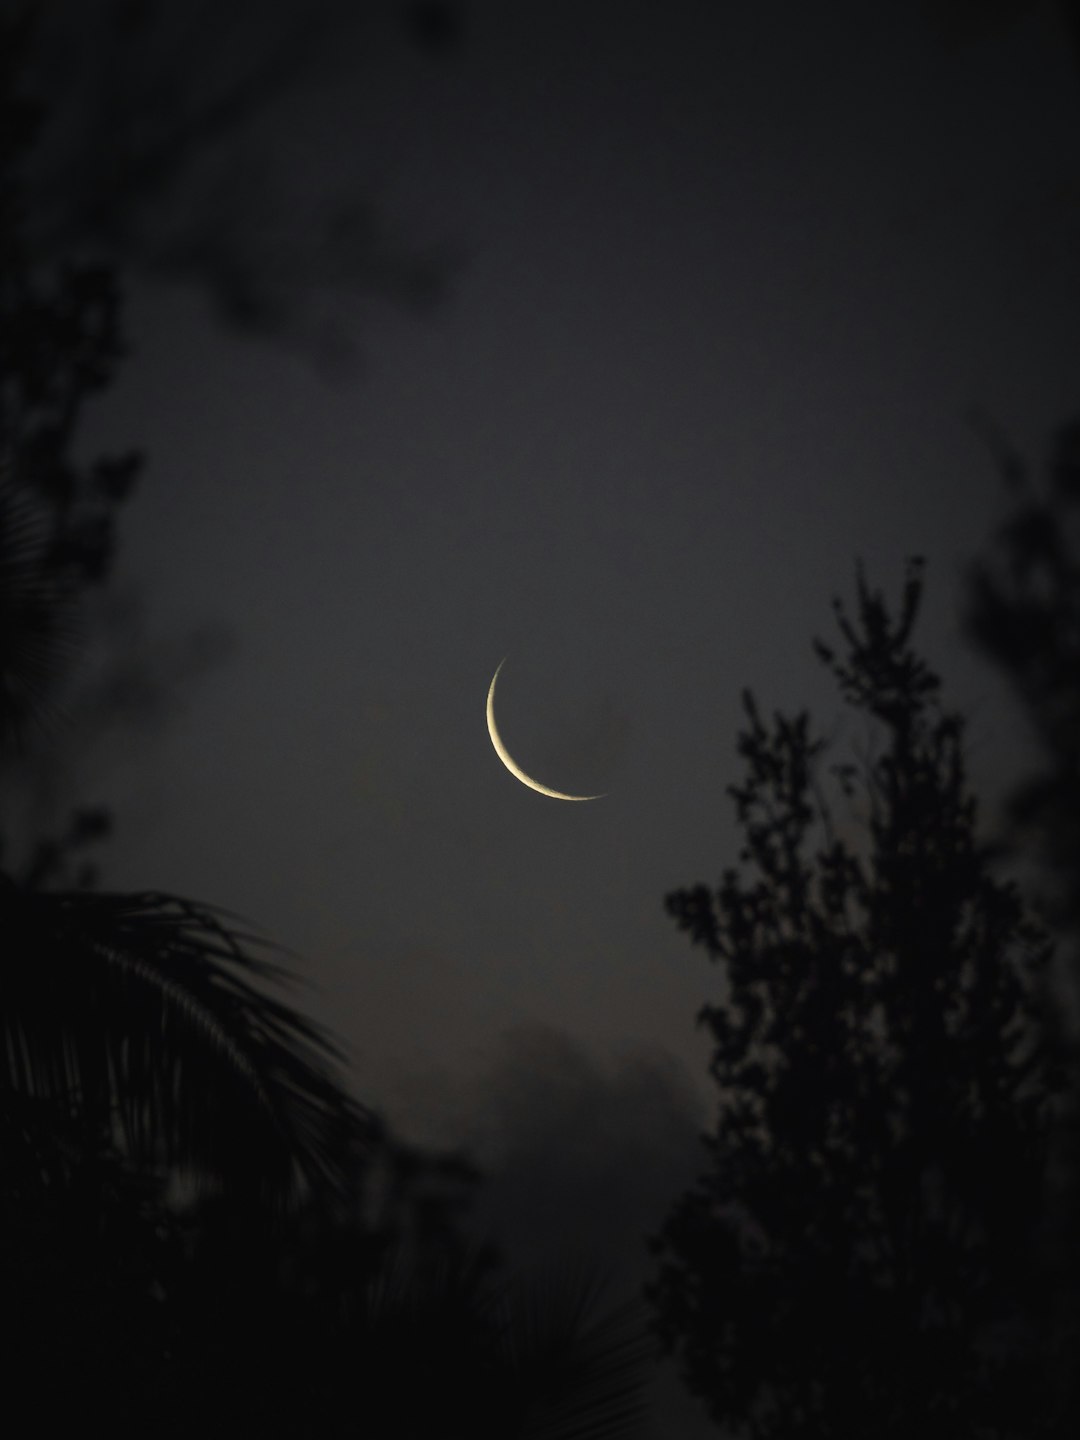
[160, 1215, 657, 1439]
[349, 1244, 658, 1439]
[0, 873, 381, 1209]
[0, 13, 379, 1209]
[0, 473, 377, 1208]
[0, 482, 376, 1212]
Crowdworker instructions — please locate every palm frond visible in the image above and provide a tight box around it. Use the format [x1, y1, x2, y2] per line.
[501, 1254, 658, 1440]
[347, 1241, 657, 1439]
[0, 874, 379, 1207]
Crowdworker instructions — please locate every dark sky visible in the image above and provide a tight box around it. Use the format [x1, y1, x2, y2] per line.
[42, 1, 1080, 1431]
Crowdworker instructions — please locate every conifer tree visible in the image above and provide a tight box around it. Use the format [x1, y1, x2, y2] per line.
[647, 560, 1063, 1438]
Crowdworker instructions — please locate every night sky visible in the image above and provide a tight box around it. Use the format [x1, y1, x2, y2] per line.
[43, 2, 1080, 1431]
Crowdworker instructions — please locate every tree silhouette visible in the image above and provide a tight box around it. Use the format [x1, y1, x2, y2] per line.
[0, 877, 385, 1206]
[964, 415, 1080, 1433]
[12, 0, 454, 366]
[103, 1209, 651, 1439]
[0, 8, 377, 1211]
[647, 560, 1065, 1438]
[1, 15, 657, 1432]
[966, 417, 1080, 942]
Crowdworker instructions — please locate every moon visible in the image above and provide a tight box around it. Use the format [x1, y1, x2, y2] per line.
[486, 659, 604, 802]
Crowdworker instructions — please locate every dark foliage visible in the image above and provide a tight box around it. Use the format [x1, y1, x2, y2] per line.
[0, 13, 656, 1433]
[965, 415, 1080, 1433]
[0, 876, 382, 1207]
[966, 418, 1080, 936]
[647, 561, 1066, 1438]
[1, 5, 378, 1211]
[10, 0, 454, 366]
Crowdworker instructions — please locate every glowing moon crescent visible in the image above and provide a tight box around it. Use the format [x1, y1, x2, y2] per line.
[486, 659, 604, 802]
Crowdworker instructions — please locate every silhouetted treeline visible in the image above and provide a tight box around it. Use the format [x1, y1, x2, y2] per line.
[647, 560, 1072, 1438]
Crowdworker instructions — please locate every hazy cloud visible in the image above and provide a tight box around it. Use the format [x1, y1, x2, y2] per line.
[447, 1023, 707, 1286]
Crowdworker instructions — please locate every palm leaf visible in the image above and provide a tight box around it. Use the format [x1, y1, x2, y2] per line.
[500, 1254, 658, 1440]
[0, 873, 379, 1207]
[347, 1240, 656, 1438]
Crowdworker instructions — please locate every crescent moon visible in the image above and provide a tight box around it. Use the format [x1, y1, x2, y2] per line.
[486, 659, 604, 802]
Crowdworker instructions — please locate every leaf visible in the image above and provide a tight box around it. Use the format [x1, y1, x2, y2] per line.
[0, 874, 379, 1209]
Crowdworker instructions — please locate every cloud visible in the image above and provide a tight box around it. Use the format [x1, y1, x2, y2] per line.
[443, 1023, 716, 1440]
[452, 1023, 706, 1289]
